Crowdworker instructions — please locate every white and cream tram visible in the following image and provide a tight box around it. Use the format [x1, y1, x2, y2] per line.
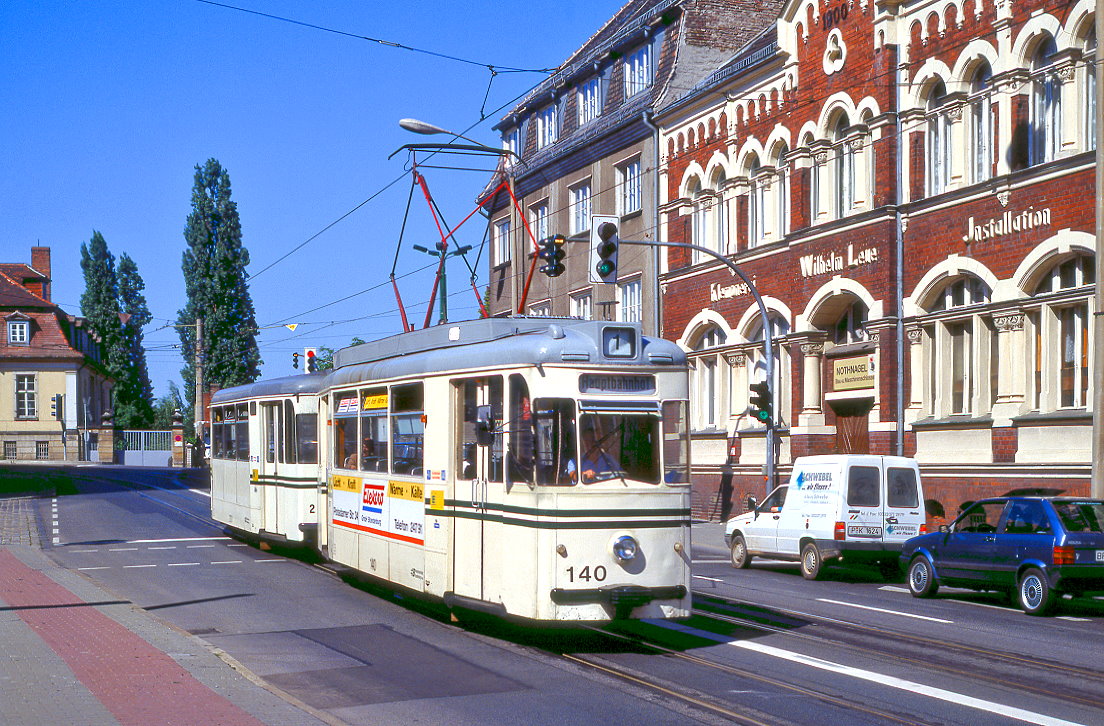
[210, 318, 692, 622]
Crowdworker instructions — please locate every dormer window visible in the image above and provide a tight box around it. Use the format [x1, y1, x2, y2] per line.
[536, 105, 558, 149]
[578, 78, 602, 125]
[624, 44, 652, 97]
[7, 319, 30, 345]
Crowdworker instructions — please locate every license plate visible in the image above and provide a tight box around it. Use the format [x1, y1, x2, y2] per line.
[847, 525, 883, 538]
[1096, 550, 1104, 563]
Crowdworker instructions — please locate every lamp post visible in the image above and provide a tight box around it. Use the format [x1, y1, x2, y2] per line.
[412, 242, 472, 324]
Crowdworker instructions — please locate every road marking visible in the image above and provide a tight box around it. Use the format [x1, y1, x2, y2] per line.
[816, 598, 953, 624]
[109, 547, 139, 552]
[227, 543, 249, 548]
[77, 566, 110, 571]
[1057, 616, 1092, 622]
[70, 549, 100, 554]
[693, 575, 725, 583]
[731, 639, 1085, 726]
[255, 559, 284, 563]
[148, 546, 176, 550]
[167, 562, 201, 567]
[211, 561, 243, 565]
[52, 498, 60, 545]
[185, 544, 216, 549]
[879, 585, 909, 593]
[192, 489, 211, 499]
[127, 537, 230, 544]
[692, 558, 729, 564]
[122, 564, 157, 569]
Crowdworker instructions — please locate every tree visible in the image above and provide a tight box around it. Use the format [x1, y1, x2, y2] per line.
[151, 381, 186, 430]
[116, 253, 155, 428]
[80, 233, 157, 429]
[177, 159, 262, 434]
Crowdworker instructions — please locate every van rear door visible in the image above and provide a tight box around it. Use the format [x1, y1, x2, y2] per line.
[883, 463, 924, 544]
[844, 462, 884, 541]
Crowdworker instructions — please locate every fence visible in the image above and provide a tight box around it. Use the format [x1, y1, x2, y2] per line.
[118, 430, 174, 467]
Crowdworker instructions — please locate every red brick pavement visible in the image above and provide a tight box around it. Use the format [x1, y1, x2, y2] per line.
[0, 549, 267, 726]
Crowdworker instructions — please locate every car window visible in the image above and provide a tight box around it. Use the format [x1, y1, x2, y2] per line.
[1001, 501, 1050, 534]
[951, 501, 1006, 533]
[847, 466, 880, 507]
[887, 467, 919, 508]
[1053, 501, 1104, 533]
[761, 486, 788, 512]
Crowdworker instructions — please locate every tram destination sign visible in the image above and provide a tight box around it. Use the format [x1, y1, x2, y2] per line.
[579, 374, 656, 395]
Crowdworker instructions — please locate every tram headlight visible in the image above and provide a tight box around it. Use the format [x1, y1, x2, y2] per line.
[612, 534, 638, 562]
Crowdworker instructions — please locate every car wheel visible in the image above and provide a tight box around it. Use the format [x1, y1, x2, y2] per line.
[800, 542, 824, 580]
[1018, 568, 1055, 616]
[730, 534, 751, 569]
[907, 556, 938, 598]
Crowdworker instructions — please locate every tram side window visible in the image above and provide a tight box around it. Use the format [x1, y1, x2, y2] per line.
[236, 404, 249, 460]
[296, 413, 317, 464]
[575, 413, 660, 484]
[224, 407, 237, 460]
[212, 407, 226, 459]
[508, 375, 535, 485]
[455, 377, 504, 482]
[283, 400, 297, 463]
[333, 393, 359, 469]
[263, 403, 282, 464]
[360, 387, 388, 472]
[531, 398, 575, 486]
[391, 383, 424, 476]
[662, 400, 690, 484]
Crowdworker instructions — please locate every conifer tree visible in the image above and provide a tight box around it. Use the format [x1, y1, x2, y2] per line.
[177, 159, 261, 433]
[116, 253, 155, 427]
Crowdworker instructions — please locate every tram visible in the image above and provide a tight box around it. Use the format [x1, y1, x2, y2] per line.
[209, 318, 692, 622]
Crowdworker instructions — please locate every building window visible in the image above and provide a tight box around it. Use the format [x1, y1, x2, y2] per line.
[833, 299, 869, 344]
[618, 159, 641, 215]
[503, 127, 520, 161]
[624, 44, 652, 97]
[774, 146, 790, 240]
[1030, 253, 1094, 410]
[577, 78, 601, 126]
[35, 441, 49, 460]
[690, 325, 726, 429]
[529, 202, 548, 242]
[689, 179, 714, 263]
[969, 62, 993, 184]
[571, 182, 592, 235]
[15, 374, 36, 419]
[536, 105, 558, 149]
[571, 292, 592, 320]
[926, 81, 952, 196]
[1032, 36, 1062, 165]
[528, 301, 551, 317]
[493, 218, 511, 265]
[747, 156, 765, 248]
[3, 441, 15, 460]
[923, 275, 993, 416]
[7, 319, 30, 345]
[1085, 29, 1097, 152]
[834, 119, 856, 215]
[618, 279, 642, 323]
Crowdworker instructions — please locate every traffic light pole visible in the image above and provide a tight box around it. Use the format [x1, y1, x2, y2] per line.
[614, 239, 777, 492]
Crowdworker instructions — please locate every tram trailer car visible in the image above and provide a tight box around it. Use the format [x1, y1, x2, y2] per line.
[210, 374, 325, 546]
[212, 318, 693, 623]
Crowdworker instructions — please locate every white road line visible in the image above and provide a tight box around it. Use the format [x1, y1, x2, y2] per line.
[185, 544, 216, 549]
[122, 564, 157, 569]
[77, 566, 110, 571]
[879, 585, 909, 593]
[192, 489, 211, 499]
[730, 639, 1086, 726]
[109, 547, 139, 552]
[692, 558, 729, 564]
[227, 543, 249, 548]
[816, 598, 953, 624]
[167, 562, 200, 567]
[212, 560, 243, 565]
[1057, 616, 1092, 622]
[693, 575, 725, 583]
[148, 546, 176, 550]
[255, 559, 284, 563]
[127, 536, 230, 544]
[70, 549, 100, 554]
[52, 498, 59, 545]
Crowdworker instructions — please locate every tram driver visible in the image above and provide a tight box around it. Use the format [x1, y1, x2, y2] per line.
[567, 423, 621, 483]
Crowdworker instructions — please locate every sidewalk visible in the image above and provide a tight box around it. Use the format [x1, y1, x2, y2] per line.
[0, 497, 330, 726]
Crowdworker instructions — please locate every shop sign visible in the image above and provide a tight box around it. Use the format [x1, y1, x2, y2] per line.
[962, 207, 1051, 244]
[710, 281, 751, 301]
[833, 354, 876, 391]
[799, 244, 879, 278]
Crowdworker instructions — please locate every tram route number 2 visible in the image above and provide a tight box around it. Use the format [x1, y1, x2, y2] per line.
[566, 565, 607, 583]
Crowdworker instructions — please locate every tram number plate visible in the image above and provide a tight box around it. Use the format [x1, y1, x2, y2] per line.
[847, 525, 882, 538]
[1096, 550, 1104, 563]
[566, 565, 607, 583]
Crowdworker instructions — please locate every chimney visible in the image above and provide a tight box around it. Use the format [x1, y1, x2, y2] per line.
[30, 246, 51, 301]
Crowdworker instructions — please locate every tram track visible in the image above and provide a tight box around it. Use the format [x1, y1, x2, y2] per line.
[690, 590, 1104, 713]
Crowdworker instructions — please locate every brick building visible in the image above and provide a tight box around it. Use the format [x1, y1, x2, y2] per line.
[482, 0, 785, 328]
[654, 0, 1097, 518]
[1, 247, 114, 462]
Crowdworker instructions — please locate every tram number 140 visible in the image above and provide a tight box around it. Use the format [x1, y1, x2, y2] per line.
[566, 565, 607, 583]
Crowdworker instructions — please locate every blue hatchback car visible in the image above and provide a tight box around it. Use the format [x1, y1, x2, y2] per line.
[901, 497, 1104, 615]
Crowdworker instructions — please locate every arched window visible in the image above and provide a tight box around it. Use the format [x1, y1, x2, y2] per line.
[747, 154, 764, 248]
[834, 299, 869, 344]
[1032, 36, 1062, 164]
[832, 113, 854, 216]
[922, 274, 993, 416]
[773, 144, 790, 239]
[926, 80, 952, 195]
[969, 62, 993, 184]
[713, 169, 730, 254]
[689, 178, 712, 263]
[744, 314, 791, 428]
[1029, 253, 1095, 409]
[689, 325, 727, 429]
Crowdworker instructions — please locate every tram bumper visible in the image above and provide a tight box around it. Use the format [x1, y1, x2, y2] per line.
[550, 584, 688, 617]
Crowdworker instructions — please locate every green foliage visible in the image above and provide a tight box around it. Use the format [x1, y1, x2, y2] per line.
[151, 381, 186, 430]
[80, 232, 156, 429]
[314, 345, 335, 371]
[177, 159, 262, 428]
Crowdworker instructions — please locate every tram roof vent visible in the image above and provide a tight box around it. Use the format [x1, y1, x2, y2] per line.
[547, 324, 566, 339]
[561, 352, 591, 362]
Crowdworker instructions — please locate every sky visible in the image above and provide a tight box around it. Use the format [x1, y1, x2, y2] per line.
[3, 0, 627, 398]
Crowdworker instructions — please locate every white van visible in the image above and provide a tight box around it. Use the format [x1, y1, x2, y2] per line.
[724, 455, 926, 579]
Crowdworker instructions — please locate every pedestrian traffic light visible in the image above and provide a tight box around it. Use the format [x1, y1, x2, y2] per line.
[749, 381, 772, 426]
[590, 215, 619, 284]
[292, 351, 300, 369]
[305, 347, 318, 373]
[51, 394, 64, 421]
[538, 234, 566, 277]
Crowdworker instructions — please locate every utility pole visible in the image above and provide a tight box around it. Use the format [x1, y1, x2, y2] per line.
[194, 317, 204, 450]
[1093, 1, 1103, 498]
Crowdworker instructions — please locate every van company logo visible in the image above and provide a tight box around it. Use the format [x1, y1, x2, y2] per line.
[795, 471, 833, 490]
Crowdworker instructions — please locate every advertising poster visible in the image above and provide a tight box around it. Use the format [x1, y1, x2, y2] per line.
[330, 474, 424, 546]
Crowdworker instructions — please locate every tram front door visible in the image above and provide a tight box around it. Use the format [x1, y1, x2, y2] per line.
[258, 401, 282, 535]
[452, 377, 503, 604]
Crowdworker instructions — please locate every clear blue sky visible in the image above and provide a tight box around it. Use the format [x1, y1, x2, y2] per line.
[3, 0, 625, 398]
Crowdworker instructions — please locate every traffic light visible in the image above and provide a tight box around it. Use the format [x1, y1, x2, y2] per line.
[749, 381, 772, 426]
[538, 234, 566, 277]
[292, 351, 300, 369]
[304, 347, 318, 373]
[50, 394, 64, 422]
[590, 214, 619, 284]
